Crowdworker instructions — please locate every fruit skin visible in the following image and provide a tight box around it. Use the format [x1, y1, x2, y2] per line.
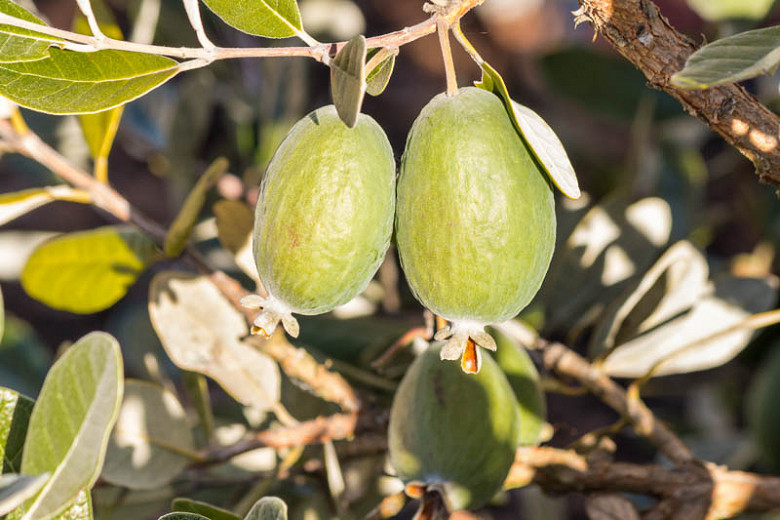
[489, 327, 546, 446]
[396, 87, 556, 325]
[248, 105, 395, 334]
[388, 343, 521, 511]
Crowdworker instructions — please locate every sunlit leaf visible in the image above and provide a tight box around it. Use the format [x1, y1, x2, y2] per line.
[101, 381, 196, 490]
[0, 186, 89, 227]
[201, 0, 303, 38]
[0, 48, 179, 114]
[79, 107, 123, 163]
[476, 62, 580, 199]
[687, 0, 775, 21]
[0, 474, 48, 517]
[213, 200, 259, 284]
[21, 226, 158, 314]
[330, 35, 366, 128]
[149, 272, 280, 412]
[365, 48, 395, 96]
[601, 276, 779, 377]
[245, 497, 288, 520]
[0, 0, 61, 64]
[0, 387, 34, 474]
[16, 332, 123, 520]
[672, 26, 780, 89]
[172, 498, 241, 520]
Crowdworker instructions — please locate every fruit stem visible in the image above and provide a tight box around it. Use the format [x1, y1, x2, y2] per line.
[436, 18, 458, 97]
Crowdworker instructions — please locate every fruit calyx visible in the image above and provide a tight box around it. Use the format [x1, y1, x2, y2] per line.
[434, 320, 497, 374]
[240, 294, 300, 338]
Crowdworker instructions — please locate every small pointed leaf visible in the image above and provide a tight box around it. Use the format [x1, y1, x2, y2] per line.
[0, 48, 179, 114]
[201, 0, 303, 38]
[476, 62, 580, 199]
[671, 26, 780, 89]
[1, 387, 34, 474]
[245, 497, 288, 520]
[21, 226, 158, 314]
[0, 0, 61, 64]
[365, 49, 395, 96]
[330, 35, 366, 128]
[148, 272, 280, 412]
[17, 332, 123, 520]
[0, 474, 48, 517]
[101, 381, 196, 490]
[172, 498, 241, 520]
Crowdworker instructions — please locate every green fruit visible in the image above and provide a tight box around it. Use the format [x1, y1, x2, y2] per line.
[388, 343, 521, 512]
[243, 105, 395, 337]
[748, 344, 780, 470]
[489, 327, 546, 446]
[396, 87, 556, 372]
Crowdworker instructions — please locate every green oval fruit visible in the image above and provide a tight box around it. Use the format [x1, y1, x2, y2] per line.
[244, 105, 395, 337]
[388, 343, 521, 512]
[396, 87, 556, 372]
[489, 327, 546, 446]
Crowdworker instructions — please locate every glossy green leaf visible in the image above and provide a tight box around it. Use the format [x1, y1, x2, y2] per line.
[0, 186, 89, 227]
[201, 0, 303, 38]
[148, 272, 280, 412]
[476, 62, 580, 199]
[172, 498, 241, 520]
[687, 0, 775, 21]
[330, 35, 366, 128]
[365, 48, 395, 96]
[0, 48, 179, 114]
[0, 474, 48, 516]
[17, 332, 123, 520]
[245, 497, 287, 520]
[159, 514, 210, 520]
[672, 26, 780, 89]
[164, 158, 229, 257]
[0, 388, 34, 474]
[21, 226, 158, 314]
[101, 381, 196, 490]
[0, 0, 61, 64]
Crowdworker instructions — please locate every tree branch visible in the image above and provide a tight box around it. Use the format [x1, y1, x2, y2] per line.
[575, 0, 780, 190]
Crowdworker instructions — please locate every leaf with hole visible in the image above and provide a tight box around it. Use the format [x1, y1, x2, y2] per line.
[201, 0, 303, 38]
[0, 47, 179, 114]
[1, 387, 34, 474]
[0, 0, 61, 64]
[21, 226, 158, 314]
[245, 497, 288, 520]
[148, 271, 280, 412]
[101, 380, 196, 490]
[330, 35, 366, 128]
[672, 26, 780, 88]
[476, 62, 580, 199]
[15, 331, 122, 520]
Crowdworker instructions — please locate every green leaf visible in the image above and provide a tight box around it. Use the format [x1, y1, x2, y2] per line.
[365, 48, 395, 96]
[245, 497, 287, 520]
[330, 35, 366, 128]
[671, 26, 780, 89]
[201, 0, 303, 38]
[0, 186, 89, 227]
[164, 158, 229, 257]
[148, 272, 280, 412]
[17, 331, 123, 520]
[0, 474, 48, 516]
[0, 0, 61, 64]
[476, 62, 580, 199]
[101, 380, 196, 490]
[21, 226, 158, 314]
[1, 388, 33, 475]
[181, 372, 214, 442]
[159, 514, 210, 520]
[172, 498, 241, 520]
[0, 47, 179, 115]
[687, 0, 775, 21]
